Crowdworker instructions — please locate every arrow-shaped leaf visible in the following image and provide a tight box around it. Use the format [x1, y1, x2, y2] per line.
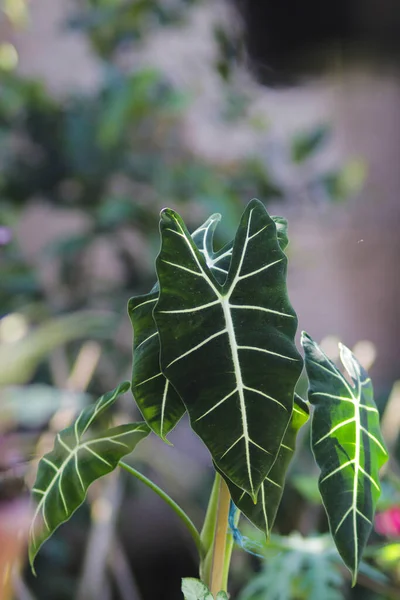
[128, 214, 233, 442]
[301, 333, 388, 585]
[154, 199, 302, 499]
[129, 211, 289, 443]
[29, 382, 150, 569]
[224, 394, 309, 536]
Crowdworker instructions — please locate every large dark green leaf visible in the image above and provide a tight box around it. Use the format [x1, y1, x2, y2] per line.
[301, 333, 388, 584]
[129, 211, 288, 443]
[129, 291, 184, 442]
[225, 394, 309, 536]
[128, 213, 232, 441]
[29, 382, 150, 570]
[154, 200, 302, 500]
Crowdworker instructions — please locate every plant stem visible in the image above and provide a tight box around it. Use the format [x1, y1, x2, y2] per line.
[119, 461, 203, 559]
[201, 474, 220, 552]
[209, 475, 231, 596]
[221, 505, 240, 591]
[199, 473, 220, 584]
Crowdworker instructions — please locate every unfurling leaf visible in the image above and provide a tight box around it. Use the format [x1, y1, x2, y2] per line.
[29, 382, 150, 569]
[226, 394, 309, 536]
[301, 333, 388, 585]
[154, 200, 302, 500]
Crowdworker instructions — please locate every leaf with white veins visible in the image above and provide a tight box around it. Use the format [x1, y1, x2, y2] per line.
[154, 200, 302, 499]
[225, 394, 309, 536]
[29, 382, 150, 569]
[129, 291, 184, 442]
[301, 333, 388, 585]
[129, 213, 233, 441]
[129, 211, 289, 443]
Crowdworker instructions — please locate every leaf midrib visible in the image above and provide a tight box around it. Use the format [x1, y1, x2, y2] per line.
[171, 209, 266, 498]
[314, 356, 361, 577]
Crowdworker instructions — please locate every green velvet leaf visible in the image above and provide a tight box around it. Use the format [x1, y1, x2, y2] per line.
[128, 213, 232, 441]
[129, 291, 184, 443]
[129, 210, 289, 444]
[301, 333, 388, 585]
[29, 382, 150, 570]
[154, 199, 302, 500]
[129, 212, 288, 443]
[225, 394, 309, 536]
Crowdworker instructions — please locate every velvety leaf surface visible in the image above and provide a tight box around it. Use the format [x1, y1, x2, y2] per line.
[154, 199, 302, 499]
[129, 291, 184, 442]
[301, 333, 388, 584]
[129, 213, 233, 441]
[226, 394, 309, 535]
[129, 212, 288, 442]
[29, 382, 150, 569]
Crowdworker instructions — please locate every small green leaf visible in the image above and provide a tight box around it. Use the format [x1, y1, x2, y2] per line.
[154, 200, 302, 500]
[301, 333, 388, 585]
[29, 382, 150, 570]
[181, 578, 214, 600]
[225, 394, 309, 536]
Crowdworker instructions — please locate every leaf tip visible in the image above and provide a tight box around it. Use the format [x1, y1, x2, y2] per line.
[28, 546, 38, 577]
[300, 330, 312, 347]
[118, 381, 131, 395]
[207, 212, 222, 223]
[351, 570, 358, 588]
[338, 341, 351, 359]
[160, 435, 174, 447]
[160, 207, 177, 225]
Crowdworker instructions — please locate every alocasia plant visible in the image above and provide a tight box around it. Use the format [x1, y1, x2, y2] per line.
[29, 200, 388, 599]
